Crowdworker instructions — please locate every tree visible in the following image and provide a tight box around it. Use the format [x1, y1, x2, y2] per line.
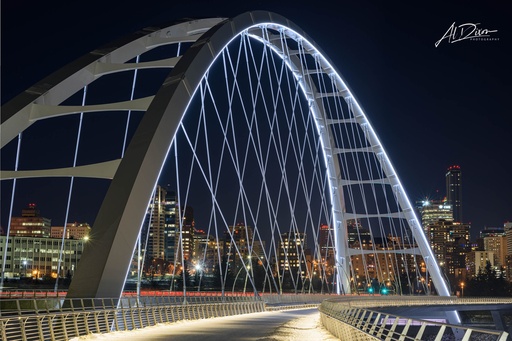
[466, 261, 511, 297]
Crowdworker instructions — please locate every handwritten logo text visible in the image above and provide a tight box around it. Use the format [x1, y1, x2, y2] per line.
[435, 22, 498, 47]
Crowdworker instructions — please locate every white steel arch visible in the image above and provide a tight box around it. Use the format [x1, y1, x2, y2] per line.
[0, 11, 449, 299]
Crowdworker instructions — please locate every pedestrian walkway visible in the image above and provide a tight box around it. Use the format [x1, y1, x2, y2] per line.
[71, 308, 339, 340]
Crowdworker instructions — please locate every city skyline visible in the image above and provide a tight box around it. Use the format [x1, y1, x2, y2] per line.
[1, 1, 510, 240]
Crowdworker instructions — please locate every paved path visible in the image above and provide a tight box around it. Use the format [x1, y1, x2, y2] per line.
[72, 308, 339, 340]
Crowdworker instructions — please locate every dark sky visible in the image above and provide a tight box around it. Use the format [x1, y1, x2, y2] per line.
[2, 1, 511, 240]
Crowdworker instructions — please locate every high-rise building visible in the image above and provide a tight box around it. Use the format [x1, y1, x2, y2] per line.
[223, 223, 254, 265]
[164, 190, 177, 263]
[504, 222, 512, 280]
[176, 205, 195, 264]
[427, 219, 470, 288]
[144, 185, 188, 266]
[9, 203, 51, 238]
[505, 222, 512, 256]
[278, 232, 306, 273]
[146, 185, 171, 261]
[347, 219, 371, 246]
[318, 224, 334, 263]
[480, 227, 507, 267]
[193, 229, 219, 274]
[446, 165, 462, 222]
[418, 198, 453, 231]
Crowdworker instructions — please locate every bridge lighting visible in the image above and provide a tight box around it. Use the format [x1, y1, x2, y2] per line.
[368, 287, 374, 294]
[381, 288, 388, 295]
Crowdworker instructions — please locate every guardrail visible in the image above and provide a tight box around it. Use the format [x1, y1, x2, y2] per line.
[319, 298, 510, 341]
[0, 289, 257, 300]
[0, 293, 327, 341]
[325, 295, 512, 308]
[8, 293, 506, 341]
[260, 293, 336, 304]
[0, 289, 68, 299]
[0, 296, 267, 341]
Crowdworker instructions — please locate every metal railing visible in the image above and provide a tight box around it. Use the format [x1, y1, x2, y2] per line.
[0, 289, 67, 299]
[0, 289, 256, 300]
[260, 293, 335, 305]
[0, 296, 267, 341]
[324, 295, 512, 308]
[319, 298, 510, 341]
[0, 293, 328, 341]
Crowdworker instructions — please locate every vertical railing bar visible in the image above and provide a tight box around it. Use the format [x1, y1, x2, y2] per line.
[461, 329, 472, 341]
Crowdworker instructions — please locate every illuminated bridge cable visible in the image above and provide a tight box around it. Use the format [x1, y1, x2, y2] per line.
[55, 85, 87, 292]
[0, 133, 22, 292]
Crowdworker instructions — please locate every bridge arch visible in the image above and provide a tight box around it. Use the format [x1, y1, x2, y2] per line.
[1, 11, 448, 299]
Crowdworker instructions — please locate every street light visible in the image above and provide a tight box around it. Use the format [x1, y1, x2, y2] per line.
[460, 282, 465, 297]
[22, 260, 27, 278]
[194, 264, 203, 291]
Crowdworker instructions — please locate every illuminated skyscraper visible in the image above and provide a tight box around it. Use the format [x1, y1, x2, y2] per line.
[176, 205, 194, 264]
[145, 185, 180, 263]
[418, 198, 452, 232]
[504, 222, 512, 279]
[146, 185, 169, 261]
[428, 219, 470, 289]
[318, 224, 333, 261]
[480, 226, 506, 267]
[446, 165, 462, 222]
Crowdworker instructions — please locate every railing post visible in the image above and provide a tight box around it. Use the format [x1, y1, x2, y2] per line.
[0, 319, 7, 341]
[398, 319, 412, 341]
[128, 298, 136, 330]
[415, 322, 427, 340]
[435, 325, 447, 340]
[376, 314, 389, 338]
[361, 310, 373, 332]
[121, 301, 128, 331]
[170, 306, 176, 323]
[461, 329, 473, 341]
[69, 300, 80, 336]
[92, 300, 101, 333]
[385, 316, 399, 341]
[19, 318, 28, 341]
[156, 306, 163, 324]
[111, 300, 120, 332]
[355, 310, 366, 329]
[35, 316, 45, 341]
[498, 332, 510, 341]
[369, 313, 381, 335]
[137, 299, 144, 329]
[59, 310, 68, 340]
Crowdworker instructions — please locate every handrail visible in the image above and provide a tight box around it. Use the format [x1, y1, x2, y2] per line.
[319, 298, 510, 341]
[0, 297, 268, 341]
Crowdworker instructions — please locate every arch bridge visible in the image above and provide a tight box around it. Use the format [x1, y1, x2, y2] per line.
[2, 11, 447, 305]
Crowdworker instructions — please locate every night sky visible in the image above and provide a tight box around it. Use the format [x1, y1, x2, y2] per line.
[1, 1, 510, 240]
